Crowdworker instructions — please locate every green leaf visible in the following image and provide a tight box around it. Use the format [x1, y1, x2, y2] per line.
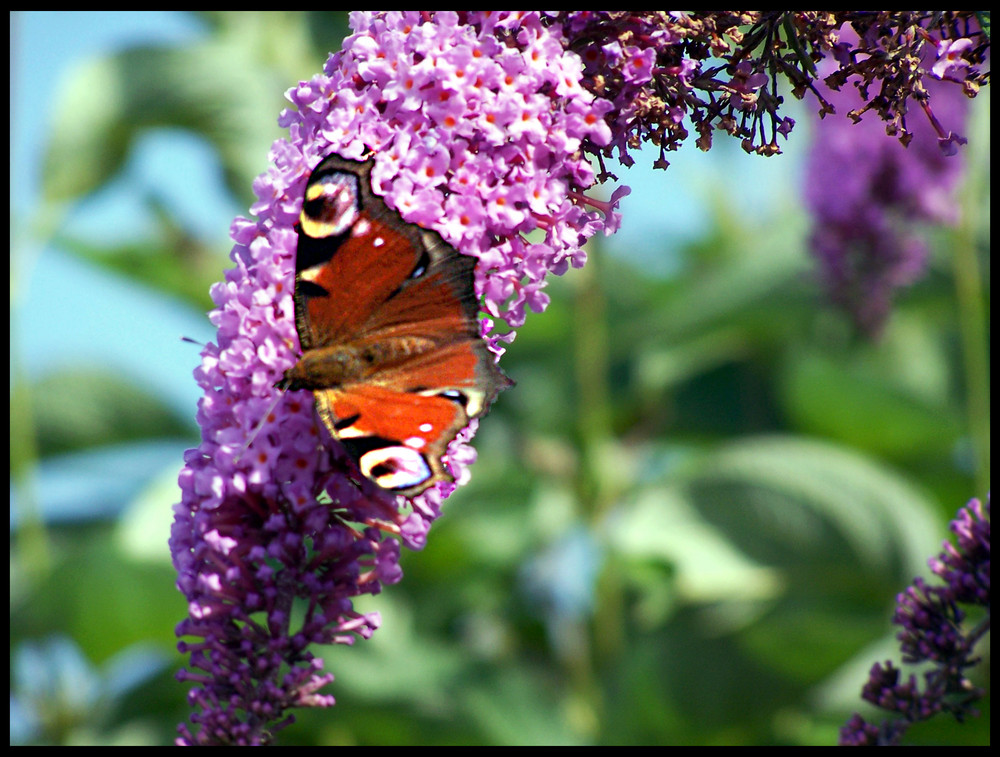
[683, 435, 941, 578]
[611, 436, 941, 680]
[633, 220, 811, 345]
[780, 321, 961, 458]
[56, 225, 222, 312]
[42, 39, 287, 205]
[33, 369, 193, 456]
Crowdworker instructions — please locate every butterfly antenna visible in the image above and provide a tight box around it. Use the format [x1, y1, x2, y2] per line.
[234, 390, 286, 462]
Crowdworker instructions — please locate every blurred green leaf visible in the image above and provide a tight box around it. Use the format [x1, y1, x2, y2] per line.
[52, 531, 184, 662]
[56, 216, 221, 312]
[44, 35, 285, 205]
[461, 666, 585, 746]
[780, 318, 962, 459]
[681, 435, 941, 580]
[32, 369, 193, 456]
[599, 435, 944, 741]
[39, 11, 348, 210]
[677, 436, 941, 677]
[116, 464, 185, 564]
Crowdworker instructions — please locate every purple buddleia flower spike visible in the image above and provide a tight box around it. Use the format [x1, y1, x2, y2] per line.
[839, 496, 990, 746]
[171, 11, 626, 744]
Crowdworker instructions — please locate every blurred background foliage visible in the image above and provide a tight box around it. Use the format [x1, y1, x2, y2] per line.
[10, 11, 989, 746]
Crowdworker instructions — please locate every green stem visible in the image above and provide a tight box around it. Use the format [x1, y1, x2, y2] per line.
[570, 236, 629, 740]
[952, 198, 990, 496]
[573, 239, 613, 516]
[952, 103, 991, 496]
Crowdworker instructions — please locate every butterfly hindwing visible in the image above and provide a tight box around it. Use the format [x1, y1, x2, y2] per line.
[314, 385, 465, 494]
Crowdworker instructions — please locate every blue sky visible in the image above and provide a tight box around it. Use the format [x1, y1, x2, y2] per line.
[10, 11, 804, 523]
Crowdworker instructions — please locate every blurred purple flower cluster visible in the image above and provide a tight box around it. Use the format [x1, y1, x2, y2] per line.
[806, 25, 974, 336]
[840, 496, 990, 746]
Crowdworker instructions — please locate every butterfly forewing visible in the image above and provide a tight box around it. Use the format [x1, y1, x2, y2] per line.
[296, 211, 425, 348]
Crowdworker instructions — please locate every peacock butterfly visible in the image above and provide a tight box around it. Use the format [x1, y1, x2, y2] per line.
[278, 153, 512, 497]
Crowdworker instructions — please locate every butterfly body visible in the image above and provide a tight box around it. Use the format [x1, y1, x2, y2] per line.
[279, 154, 510, 497]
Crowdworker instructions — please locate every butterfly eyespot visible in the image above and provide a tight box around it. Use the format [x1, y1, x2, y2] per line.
[359, 446, 432, 491]
[300, 172, 361, 238]
[301, 196, 327, 219]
